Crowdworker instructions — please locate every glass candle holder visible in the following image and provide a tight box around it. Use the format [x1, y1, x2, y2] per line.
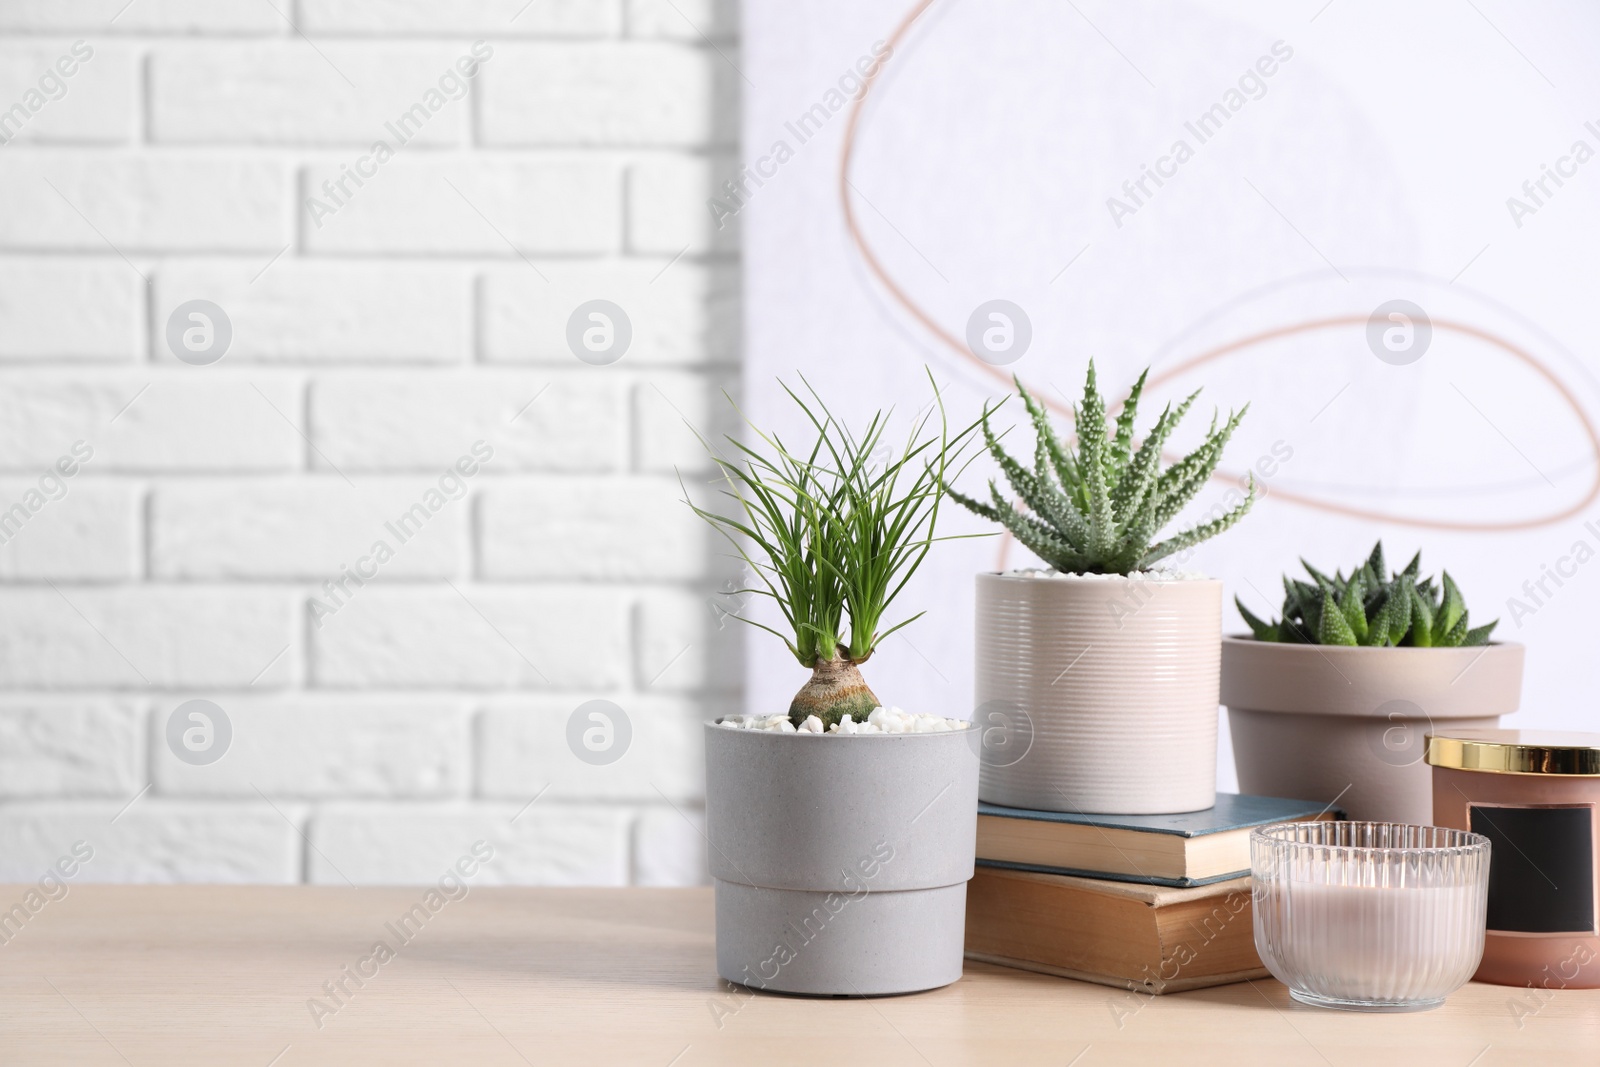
[1251, 822, 1490, 1011]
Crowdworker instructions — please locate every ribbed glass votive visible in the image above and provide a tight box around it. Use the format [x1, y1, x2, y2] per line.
[1251, 822, 1490, 1011]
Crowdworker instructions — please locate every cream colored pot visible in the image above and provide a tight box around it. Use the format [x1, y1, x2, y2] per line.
[1222, 637, 1525, 824]
[974, 572, 1222, 815]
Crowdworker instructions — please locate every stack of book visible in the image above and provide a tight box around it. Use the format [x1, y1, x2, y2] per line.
[964, 793, 1336, 994]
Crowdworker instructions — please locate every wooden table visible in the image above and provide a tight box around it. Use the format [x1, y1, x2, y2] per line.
[0, 886, 1593, 1065]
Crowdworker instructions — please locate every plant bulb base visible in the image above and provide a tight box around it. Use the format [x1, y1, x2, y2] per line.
[789, 657, 879, 728]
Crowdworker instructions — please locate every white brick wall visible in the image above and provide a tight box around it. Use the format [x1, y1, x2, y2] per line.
[0, 261, 144, 360]
[0, 2, 737, 888]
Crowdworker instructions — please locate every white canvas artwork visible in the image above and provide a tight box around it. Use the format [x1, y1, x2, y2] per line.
[739, 0, 1600, 787]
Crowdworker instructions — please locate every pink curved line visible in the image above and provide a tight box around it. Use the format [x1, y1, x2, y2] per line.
[838, 0, 1600, 535]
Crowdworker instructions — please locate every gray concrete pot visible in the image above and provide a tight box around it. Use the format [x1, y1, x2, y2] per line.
[703, 723, 978, 996]
[1222, 637, 1525, 823]
[974, 572, 1222, 814]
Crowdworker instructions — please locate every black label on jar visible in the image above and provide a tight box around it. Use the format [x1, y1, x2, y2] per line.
[1470, 804, 1595, 934]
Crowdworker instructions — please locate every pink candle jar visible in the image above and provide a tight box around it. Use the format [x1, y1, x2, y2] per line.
[1251, 821, 1490, 1011]
[1427, 730, 1600, 989]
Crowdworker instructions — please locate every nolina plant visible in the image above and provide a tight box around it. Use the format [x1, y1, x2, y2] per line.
[946, 361, 1255, 573]
[1238, 542, 1498, 647]
[684, 378, 986, 728]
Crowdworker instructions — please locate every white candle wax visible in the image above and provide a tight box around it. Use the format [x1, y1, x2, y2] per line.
[1255, 878, 1487, 1004]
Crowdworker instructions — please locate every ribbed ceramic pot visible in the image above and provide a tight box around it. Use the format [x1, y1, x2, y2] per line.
[704, 723, 978, 995]
[1222, 638, 1525, 824]
[974, 572, 1222, 815]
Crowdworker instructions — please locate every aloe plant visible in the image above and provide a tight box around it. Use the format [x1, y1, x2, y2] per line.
[683, 375, 987, 727]
[1237, 542, 1498, 647]
[945, 361, 1255, 574]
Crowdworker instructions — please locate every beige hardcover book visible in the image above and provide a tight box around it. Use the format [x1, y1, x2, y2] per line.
[964, 866, 1268, 994]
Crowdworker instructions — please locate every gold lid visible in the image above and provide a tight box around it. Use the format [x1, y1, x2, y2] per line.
[1425, 730, 1600, 776]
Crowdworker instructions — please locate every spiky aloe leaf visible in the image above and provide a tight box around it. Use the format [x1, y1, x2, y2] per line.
[943, 483, 1001, 523]
[1112, 391, 1199, 524]
[1408, 583, 1435, 647]
[1141, 476, 1256, 567]
[981, 419, 1039, 505]
[1302, 558, 1337, 593]
[1030, 477, 1092, 548]
[1318, 589, 1359, 646]
[1077, 362, 1116, 558]
[1385, 578, 1413, 645]
[1367, 542, 1387, 583]
[1463, 620, 1497, 647]
[1280, 575, 1312, 630]
[981, 420, 1091, 556]
[1299, 587, 1324, 641]
[1277, 620, 1310, 643]
[1017, 378, 1080, 500]
[983, 483, 1090, 572]
[1286, 578, 1320, 621]
[1357, 561, 1381, 601]
[1341, 571, 1368, 643]
[1109, 368, 1148, 476]
[1244, 543, 1507, 649]
[1237, 598, 1279, 642]
[1435, 571, 1465, 643]
[1142, 406, 1249, 535]
[1032, 418, 1051, 485]
[1364, 592, 1393, 647]
[1439, 610, 1470, 647]
[945, 363, 1254, 575]
[1022, 414, 1092, 549]
[1398, 550, 1422, 582]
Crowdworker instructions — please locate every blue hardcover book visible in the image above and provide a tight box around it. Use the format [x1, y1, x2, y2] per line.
[975, 793, 1339, 888]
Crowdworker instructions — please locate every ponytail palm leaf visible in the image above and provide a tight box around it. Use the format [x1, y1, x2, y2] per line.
[683, 373, 987, 725]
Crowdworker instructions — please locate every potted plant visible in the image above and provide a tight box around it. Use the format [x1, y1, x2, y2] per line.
[1226, 543, 1523, 823]
[685, 377, 987, 996]
[947, 363, 1255, 814]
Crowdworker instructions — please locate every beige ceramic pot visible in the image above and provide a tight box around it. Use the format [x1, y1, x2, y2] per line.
[974, 572, 1222, 815]
[1222, 637, 1524, 824]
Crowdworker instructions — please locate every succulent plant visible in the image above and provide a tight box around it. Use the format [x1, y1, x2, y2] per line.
[683, 375, 986, 727]
[945, 361, 1255, 574]
[1237, 542, 1498, 647]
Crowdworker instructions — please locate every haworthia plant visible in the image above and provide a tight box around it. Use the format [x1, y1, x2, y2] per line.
[1237, 542, 1499, 647]
[945, 362, 1255, 574]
